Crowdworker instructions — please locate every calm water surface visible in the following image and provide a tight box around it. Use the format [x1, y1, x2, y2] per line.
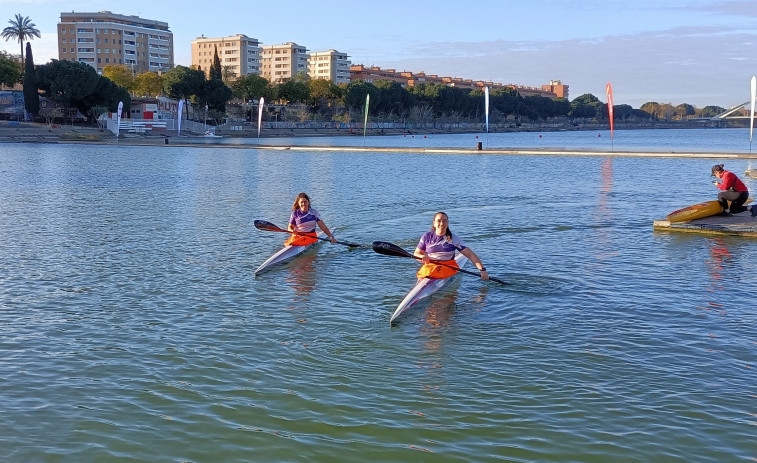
[1, 134, 756, 462]
[197, 127, 757, 154]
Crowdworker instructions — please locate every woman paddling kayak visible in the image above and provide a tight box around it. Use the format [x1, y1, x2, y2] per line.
[414, 212, 489, 281]
[287, 192, 337, 245]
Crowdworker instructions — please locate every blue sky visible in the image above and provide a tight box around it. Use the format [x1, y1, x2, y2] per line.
[1, 0, 756, 109]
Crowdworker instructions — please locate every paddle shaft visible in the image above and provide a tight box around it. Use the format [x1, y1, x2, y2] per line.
[254, 220, 364, 248]
[372, 241, 508, 285]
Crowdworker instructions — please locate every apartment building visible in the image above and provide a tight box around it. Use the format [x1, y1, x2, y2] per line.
[308, 50, 351, 84]
[58, 11, 173, 75]
[350, 65, 565, 98]
[191, 34, 262, 80]
[260, 42, 309, 84]
[541, 80, 569, 99]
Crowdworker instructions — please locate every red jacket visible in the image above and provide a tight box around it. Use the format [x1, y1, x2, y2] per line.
[717, 170, 748, 192]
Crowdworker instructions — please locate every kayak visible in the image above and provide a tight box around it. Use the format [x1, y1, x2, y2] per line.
[254, 234, 324, 275]
[389, 252, 470, 324]
[667, 198, 753, 223]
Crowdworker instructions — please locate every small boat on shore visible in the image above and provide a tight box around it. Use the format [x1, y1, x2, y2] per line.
[390, 253, 469, 324]
[254, 235, 324, 275]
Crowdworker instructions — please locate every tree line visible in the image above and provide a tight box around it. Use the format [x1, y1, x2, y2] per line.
[1, 44, 729, 126]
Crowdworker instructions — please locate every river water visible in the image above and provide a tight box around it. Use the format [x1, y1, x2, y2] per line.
[198, 127, 757, 154]
[1, 129, 756, 462]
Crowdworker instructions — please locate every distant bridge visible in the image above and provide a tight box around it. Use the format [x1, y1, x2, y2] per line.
[711, 101, 752, 120]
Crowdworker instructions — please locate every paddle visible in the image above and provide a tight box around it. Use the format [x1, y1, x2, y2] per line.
[254, 220, 365, 248]
[372, 241, 509, 285]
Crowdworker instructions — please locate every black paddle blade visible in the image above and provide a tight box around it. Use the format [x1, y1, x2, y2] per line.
[254, 220, 285, 232]
[372, 241, 414, 258]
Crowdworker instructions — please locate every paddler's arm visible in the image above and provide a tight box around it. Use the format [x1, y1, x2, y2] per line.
[414, 248, 430, 264]
[316, 220, 337, 243]
[460, 248, 489, 281]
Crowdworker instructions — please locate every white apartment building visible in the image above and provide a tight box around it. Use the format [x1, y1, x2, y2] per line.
[58, 11, 173, 75]
[261, 42, 309, 84]
[191, 34, 262, 80]
[308, 50, 350, 84]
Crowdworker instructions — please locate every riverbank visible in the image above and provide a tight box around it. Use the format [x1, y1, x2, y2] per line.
[3, 121, 757, 159]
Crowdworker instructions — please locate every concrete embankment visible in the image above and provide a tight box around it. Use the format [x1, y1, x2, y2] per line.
[3, 122, 757, 159]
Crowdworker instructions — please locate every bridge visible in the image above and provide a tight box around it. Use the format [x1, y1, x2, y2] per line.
[711, 101, 753, 120]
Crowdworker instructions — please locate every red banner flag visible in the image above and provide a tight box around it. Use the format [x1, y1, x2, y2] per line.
[605, 82, 614, 140]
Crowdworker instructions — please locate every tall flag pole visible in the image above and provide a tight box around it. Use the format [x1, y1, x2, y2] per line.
[750, 76, 756, 153]
[484, 86, 490, 133]
[257, 97, 265, 145]
[605, 82, 614, 151]
[363, 94, 370, 147]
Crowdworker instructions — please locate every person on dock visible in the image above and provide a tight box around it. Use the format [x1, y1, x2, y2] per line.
[414, 212, 489, 280]
[711, 164, 756, 217]
[287, 192, 337, 245]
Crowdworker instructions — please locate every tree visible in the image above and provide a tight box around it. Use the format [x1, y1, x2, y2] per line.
[209, 46, 222, 81]
[674, 103, 695, 120]
[639, 102, 661, 119]
[231, 73, 275, 102]
[308, 78, 342, 114]
[133, 71, 163, 97]
[36, 59, 101, 122]
[162, 65, 205, 102]
[199, 78, 232, 112]
[221, 65, 237, 84]
[102, 65, 135, 93]
[613, 104, 635, 121]
[35, 59, 128, 124]
[700, 105, 726, 118]
[1, 14, 40, 66]
[570, 93, 602, 119]
[373, 79, 412, 118]
[0, 50, 21, 88]
[277, 78, 310, 104]
[22, 42, 37, 115]
[343, 80, 379, 113]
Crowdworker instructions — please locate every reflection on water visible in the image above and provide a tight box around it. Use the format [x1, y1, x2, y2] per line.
[2, 142, 756, 463]
[285, 252, 318, 303]
[422, 290, 458, 329]
[703, 238, 732, 315]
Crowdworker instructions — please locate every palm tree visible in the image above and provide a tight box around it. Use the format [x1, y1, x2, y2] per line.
[2, 14, 41, 66]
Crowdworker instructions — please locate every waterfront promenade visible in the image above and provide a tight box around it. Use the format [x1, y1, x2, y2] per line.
[3, 121, 757, 159]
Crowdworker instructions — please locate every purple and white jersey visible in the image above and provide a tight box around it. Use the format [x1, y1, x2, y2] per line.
[416, 231, 466, 260]
[289, 207, 322, 233]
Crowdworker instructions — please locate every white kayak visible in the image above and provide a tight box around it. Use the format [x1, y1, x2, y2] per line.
[254, 234, 324, 275]
[389, 253, 469, 324]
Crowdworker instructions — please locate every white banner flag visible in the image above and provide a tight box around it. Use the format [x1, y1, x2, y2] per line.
[116, 101, 123, 138]
[177, 99, 184, 135]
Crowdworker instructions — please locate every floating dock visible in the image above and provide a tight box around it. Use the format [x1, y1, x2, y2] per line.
[653, 213, 757, 237]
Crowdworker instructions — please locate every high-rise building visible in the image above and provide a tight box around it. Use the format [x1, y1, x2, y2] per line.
[308, 50, 350, 84]
[260, 42, 309, 84]
[57, 11, 173, 75]
[191, 34, 262, 80]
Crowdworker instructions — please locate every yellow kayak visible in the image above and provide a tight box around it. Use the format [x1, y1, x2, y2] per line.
[667, 198, 753, 223]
